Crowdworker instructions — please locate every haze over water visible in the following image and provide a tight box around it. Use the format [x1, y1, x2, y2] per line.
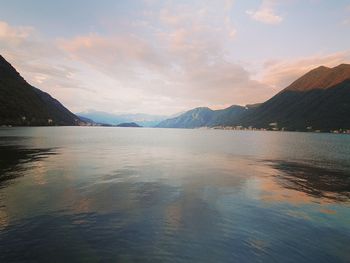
[0, 127, 349, 262]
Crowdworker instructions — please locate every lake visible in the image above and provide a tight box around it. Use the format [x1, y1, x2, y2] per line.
[0, 127, 349, 262]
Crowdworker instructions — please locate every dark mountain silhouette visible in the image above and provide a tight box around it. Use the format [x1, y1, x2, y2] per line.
[158, 64, 350, 131]
[116, 122, 142, 127]
[208, 105, 247, 127]
[239, 64, 350, 131]
[77, 115, 95, 124]
[0, 55, 80, 126]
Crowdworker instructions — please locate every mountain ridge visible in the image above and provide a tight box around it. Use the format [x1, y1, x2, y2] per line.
[157, 63, 350, 131]
[285, 63, 350, 92]
[0, 55, 81, 126]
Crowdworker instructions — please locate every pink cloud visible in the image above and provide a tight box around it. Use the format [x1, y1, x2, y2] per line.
[0, 21, 34, 42]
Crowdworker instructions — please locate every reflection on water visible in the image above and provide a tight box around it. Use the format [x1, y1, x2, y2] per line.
[0, 143, 56, 187]
[0, 127, 349, 263]
[264, 160, 350, 202]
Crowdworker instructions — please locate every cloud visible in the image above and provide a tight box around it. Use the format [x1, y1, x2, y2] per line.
[224, 0, 235, 12]
[0, 21, 64, 61]
[0, 21, 34, 42]
[58, 0, 272, 111]
[0, 20, 90, 112]
[2, 1, 348, 115]
[60, 34, 165, 81]
[246, 0, 283, 25]
[58, 1, 263, 113]
[159, 8, 190, 26]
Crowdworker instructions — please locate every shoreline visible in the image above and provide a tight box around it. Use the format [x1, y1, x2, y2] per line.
[1, 125, 350, 134]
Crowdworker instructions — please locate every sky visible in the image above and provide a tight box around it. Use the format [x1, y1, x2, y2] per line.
[0, 0, 350, 115]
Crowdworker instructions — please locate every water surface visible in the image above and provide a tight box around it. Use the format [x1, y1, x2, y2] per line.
[0, 127, 349, 262]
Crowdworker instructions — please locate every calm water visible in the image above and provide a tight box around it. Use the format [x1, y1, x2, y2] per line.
[0, 127, 349, 263]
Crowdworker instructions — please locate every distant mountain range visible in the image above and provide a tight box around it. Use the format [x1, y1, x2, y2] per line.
[0, 55, 81, 126]
[157, 64, 350, 132]
[76, 110, 170, 127]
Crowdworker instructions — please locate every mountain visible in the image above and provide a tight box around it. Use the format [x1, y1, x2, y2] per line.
[285, 64, 350, 92]
[239, 64, 350, 131]
[116, 122, 142, 127]
[208, 105, 247, 126]
[0, 55, 80, 126]
[157, 64, 350, 131]
[77, 115, 95, 124]
[157, 106, 246, 128]
[157, 107, 214, 128]
[77, 110, 168, 127]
